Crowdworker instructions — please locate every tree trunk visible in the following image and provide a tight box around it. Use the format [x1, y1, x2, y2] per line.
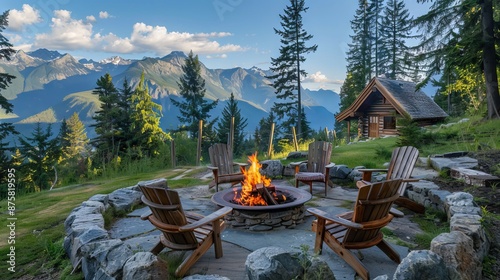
[481, 0, 500, 119]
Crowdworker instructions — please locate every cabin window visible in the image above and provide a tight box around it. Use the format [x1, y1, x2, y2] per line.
[383, 116, 396, 129]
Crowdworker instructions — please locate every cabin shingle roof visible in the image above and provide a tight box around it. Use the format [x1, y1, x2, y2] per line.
[377, 78, 448, 120]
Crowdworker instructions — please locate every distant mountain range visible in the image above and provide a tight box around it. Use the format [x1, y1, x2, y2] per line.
[0, 48, 340, 140]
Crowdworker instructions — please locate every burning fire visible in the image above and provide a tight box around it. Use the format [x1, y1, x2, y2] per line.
[233, 153, 285, 206]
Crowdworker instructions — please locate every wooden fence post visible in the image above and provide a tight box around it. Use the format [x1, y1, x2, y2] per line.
[267, 122, 275, 158]
[197, 120, 203, 166]
[170, 139, 176, 167]
[229, 116, 235, 155]
[292, 126, 299, 151]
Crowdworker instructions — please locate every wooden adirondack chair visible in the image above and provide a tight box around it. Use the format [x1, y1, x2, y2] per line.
[356, 146, 424, 214]
[291, 141, 335, 195]
[307, 179, 403, 280]
[138, 179, 233, 278]
[208, 143, 248, 192]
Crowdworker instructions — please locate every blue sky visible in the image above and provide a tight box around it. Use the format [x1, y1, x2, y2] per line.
[2, 0, 429, 93]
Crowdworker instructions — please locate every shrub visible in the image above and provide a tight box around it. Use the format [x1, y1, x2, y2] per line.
[396, 115, 423, 148]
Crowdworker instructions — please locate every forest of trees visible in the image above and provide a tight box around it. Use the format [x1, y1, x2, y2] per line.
[0, 0, 499, 197]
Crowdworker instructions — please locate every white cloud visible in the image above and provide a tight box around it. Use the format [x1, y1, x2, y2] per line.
[302, 71, 344, 92]
[7, 4, 42, 31]
[99, 11, 110, 19]
[127, 22, 243, 55]
[303, 71, 343, 85]
[206, 54, 228, 59]
[31, 11, 244, 56]
[33, 10, 93, 50]
[305, 71, 329, 83]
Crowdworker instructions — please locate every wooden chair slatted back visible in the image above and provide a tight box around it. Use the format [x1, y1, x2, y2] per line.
[386, 146, 419, 194]
[209, 143, 234, 176]
[139, 184, 198, 246]
[345, 179, 402, 243]
[307, 141, 332, 173]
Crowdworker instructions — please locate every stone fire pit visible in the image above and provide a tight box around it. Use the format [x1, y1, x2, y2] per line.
[211, 185, 312, 231]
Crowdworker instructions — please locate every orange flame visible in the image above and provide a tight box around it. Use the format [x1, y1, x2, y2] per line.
[233, 153, 271, 206]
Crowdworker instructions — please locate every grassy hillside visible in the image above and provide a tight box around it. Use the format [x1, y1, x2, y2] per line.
[0, 117, 499, 279]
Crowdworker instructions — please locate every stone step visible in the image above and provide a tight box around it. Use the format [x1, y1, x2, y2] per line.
[450, 167, 500, 187]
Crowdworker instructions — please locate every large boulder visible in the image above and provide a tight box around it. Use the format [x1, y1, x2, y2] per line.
[245, 247, 302, 280]
[122, 252, 168, 280]
[81, 239, 134, 279]
[329, 164, 352, 179]
[431, 231, 482, 280]
[260, 160, 283, 177]
[108, 188, 142, 212]
[445, 192, 481, 219]
[450, 214, 490, 260]
[393, 250, 449, 280]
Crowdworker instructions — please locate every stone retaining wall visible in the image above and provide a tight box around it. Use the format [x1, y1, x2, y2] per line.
[63, 180, 168, 279]
[65, 154, 492, 279]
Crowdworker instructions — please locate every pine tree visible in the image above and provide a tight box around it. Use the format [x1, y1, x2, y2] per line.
[63, 112, 89, 159]
[91, 73, 121, 164]
[347, 0, 373, 86]
[379, 0, 416, 79]
[116, 77, 134, 152]
[130, 72, 168, 157]
[215, 93, 248, 157]
[171, 51, 218, 138]
[0, 11, 15, 114]
[367, 0, 384, 77]
[18, 123, 59, 191]
[0, 10, 18, 191]
[267, 0, 317, 139]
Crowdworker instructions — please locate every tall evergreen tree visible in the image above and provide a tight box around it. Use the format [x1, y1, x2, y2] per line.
[91, 73, 121, 164]
[0, 10, 18, 191]
[18, 123, 59, 191]
[379, 0, 416, 79]
[215, 93, 248, 157]
[116, 77, 134, 152]
[367, 0, 385, 77]
[130, 72, 168, 157]
[414, 0, 500, 119]
[347, 0, 373, 86]
[267, 0, 317, 139]
[171, 51, 218, 138]
[0, 11, 15, 114]
[62, 112, 89, 160]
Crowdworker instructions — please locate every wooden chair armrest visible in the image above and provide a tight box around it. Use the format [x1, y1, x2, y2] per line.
[233, 162, 249, 167]
[179, 206, 233, 231]
[307, 208, 363, 229]
[290, 160, 307, 174]
[289, 160, 307, 167]
[207, 166, 218, 170]
[358, 168, 388, 181]
[357, 168, 388, 173]
[403, 178, 419, 183]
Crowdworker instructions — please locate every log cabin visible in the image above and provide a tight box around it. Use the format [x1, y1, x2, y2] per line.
[336, 77, 448, 139]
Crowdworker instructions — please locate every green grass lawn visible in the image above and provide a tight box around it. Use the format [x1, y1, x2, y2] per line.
[1, 117, 499, 279]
